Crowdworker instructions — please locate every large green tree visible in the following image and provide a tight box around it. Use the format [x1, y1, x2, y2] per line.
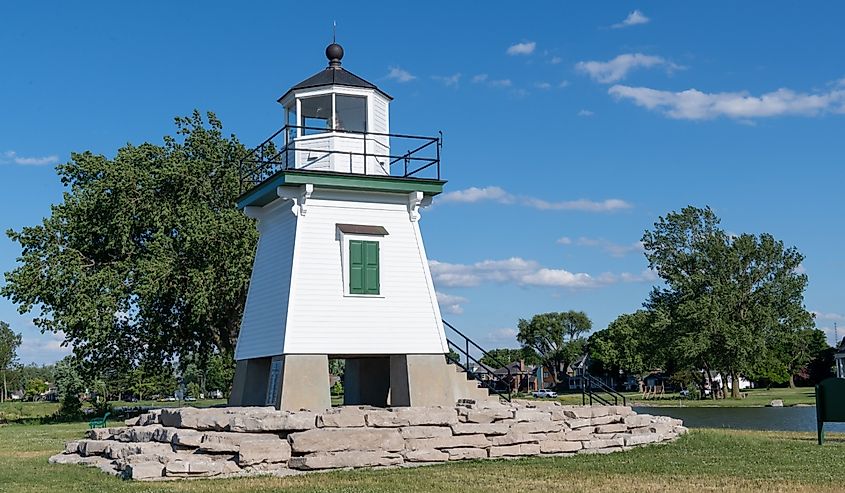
[588, 310, 664, 376]
[517, 311, 592, 385]
[2, 112, 257, 374]
[0, 321, 22, 402]
[479, 347, 536, 369]
[642, 206, 813, 398]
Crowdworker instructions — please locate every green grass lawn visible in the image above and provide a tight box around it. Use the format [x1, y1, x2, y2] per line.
[0, 399, 228, 423]
[520, 386, 817, 408]
[0, 421, 842, 492]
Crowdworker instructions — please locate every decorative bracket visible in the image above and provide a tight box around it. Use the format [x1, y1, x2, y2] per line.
[277, 184, 314, 216]
[408, 191, 431, 222]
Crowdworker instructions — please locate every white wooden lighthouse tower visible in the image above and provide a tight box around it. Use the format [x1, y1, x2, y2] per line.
[230, 43, 490, 411]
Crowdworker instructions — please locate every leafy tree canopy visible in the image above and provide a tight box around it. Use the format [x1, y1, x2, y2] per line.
[2, 112, 257, 375]
[517, 311, 592, 384]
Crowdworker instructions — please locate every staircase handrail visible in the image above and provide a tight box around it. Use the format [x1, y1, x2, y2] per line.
[443, 320, 512, 402]
[581, 371, 627, 406]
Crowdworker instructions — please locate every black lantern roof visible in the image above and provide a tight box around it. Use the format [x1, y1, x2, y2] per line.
[278, 43, 392, 102]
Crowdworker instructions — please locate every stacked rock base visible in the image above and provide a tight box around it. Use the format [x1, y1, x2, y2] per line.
[50, 401, 687, 480]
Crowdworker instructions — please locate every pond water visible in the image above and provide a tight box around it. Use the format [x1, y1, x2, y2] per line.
[632, 405, 845, 433]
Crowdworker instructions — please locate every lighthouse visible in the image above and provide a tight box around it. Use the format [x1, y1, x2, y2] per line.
[229, 43, 497, 411]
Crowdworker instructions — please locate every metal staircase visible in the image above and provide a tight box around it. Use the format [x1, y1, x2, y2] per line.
[581, 371, 627, 406]
[443, 320, 512, 402]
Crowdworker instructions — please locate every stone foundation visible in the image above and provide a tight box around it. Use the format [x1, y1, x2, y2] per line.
[49, 401, 687, 480]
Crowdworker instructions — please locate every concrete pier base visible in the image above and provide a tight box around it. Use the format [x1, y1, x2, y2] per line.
[230, 355, 331, 411]
[390, 354, 457, 407]
[228, 357, 271, 407]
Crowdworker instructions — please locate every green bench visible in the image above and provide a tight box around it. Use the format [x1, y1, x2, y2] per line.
[815, 378, 845, 445]
[88, 412, 111, 429]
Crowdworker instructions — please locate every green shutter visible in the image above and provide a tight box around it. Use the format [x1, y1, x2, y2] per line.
[349, 240, 379, 295]
[349, 240, 364, 294]
[364, 241, 380, 294]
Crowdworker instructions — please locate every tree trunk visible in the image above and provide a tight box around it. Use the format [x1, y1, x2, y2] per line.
[788, 374, 796, 389]
[703, 362, 715, 400]
[731, 372, 741, 399]
[721, 374, 729, 400]
[2, 370, 6, 403]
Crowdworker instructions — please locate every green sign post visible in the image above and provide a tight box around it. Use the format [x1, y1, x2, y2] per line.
[815, 377, 845, 445]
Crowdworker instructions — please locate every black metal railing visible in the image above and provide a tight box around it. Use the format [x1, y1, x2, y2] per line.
[443, 320, 512, 402]
[581, 371, 627, 406]
[239, 124, 442, 194]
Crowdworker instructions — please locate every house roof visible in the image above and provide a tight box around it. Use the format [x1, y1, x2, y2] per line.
[836, 337, 845, 354]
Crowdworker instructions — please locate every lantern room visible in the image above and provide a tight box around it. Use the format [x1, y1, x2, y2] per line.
[276, 43, 392, 175]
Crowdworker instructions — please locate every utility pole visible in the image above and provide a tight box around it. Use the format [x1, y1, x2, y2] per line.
[835, 322, 839, 346]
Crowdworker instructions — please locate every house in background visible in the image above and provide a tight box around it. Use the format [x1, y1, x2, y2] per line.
[835, 338, 845, 378]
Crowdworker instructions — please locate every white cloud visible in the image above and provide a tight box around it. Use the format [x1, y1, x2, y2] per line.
[482, 328, 520, 348]
[429, 257, 655, 289]
[1, 150, 59, 166]
[17, 329, 71, 365]
[550, 56, 562, 65]
[577, 109, 595, 117]
[576, 54, 680, 84]
[437, 186, 632, 213]
[613, 10, 650, 28]
[819, 325, 844, 346]
[558, 236, 644, 257]
[559, 80, 570, 88]
[386, 67, 416, 83]
[507, 41, 536, 56]
[471, 74, 512, 88]
[535, 82, 552, 90]
[432, 73, 461, 87]
[608, 84, 845, 120]
[436, 291, 468, 315]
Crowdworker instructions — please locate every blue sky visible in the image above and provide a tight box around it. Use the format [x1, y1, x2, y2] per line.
[2, 2, 844, 365]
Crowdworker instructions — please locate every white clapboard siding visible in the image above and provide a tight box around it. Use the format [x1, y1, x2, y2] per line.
[284, 189, 447, 355]
[234, 205, 298, 360]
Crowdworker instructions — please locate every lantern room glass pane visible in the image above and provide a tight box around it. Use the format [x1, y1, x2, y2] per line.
[300, 95, 332, 135]
[285, 104, 296, 142]
[335, 95, 367, 133]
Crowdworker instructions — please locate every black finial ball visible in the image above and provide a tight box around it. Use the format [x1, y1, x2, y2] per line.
[326, 43, 344, 66]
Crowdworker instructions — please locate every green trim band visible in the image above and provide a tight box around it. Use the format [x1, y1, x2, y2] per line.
[238, 169, 446, 208]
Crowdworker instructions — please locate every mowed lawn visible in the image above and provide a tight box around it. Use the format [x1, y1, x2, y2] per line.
[1, 422, 843, 493]
[541, 387, 817, 408]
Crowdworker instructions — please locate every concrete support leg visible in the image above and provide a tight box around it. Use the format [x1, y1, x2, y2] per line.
[275, 354, 331, 412]
[343, 357, 390, 406]
[390, 354, 456, 407]
[228, 357, 271, 407]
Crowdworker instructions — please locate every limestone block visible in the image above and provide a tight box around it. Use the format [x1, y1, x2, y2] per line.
[565, 418, 592, 429]
[450, 423, 510, 436]
[562, 407, 593, 419]
[546, 430, 591, 441]
[288, 428, 404, 453]
[237, 439, 292, 466]
[461, 408, 514, 423]
[591, 415, 622, 426]
[514, 409, 551, 422]
[317, 408, 366, 428]
[288, 451, 403, 470]
[653, 416, 683, 427]
[395, 407, 458, 426]
[85, 428, 115, 440]
[489, 443, 541, 457]
[491, 433, 544, 446]
[399, 426, 453, 439]
[124, 417, 140, 427]
[64, 441, 80, 454]
[581, 437, 625, 449]
[402, 449, 450, 462]
[609, 405, 634, 416]
[229, 411, 316, 432]
[405, 433, 490, 450]
[594, 423, 628, 434]
[446, 447, 487, 460]
[137, 410, 162, 426]
[78, 440, 112, 456]
[590, 407, 611, 418]
[623, 414, 654, 428]
[675, 425, 689, 435]
[510, 421, 561, 434]
[124, 425, 162, 443]
[540, 440, 583, 453]
[165, 457, 240, 477]
[624, 434, 660, 447]
[151, 426, 178, 444]
[160, 408, 200, 429]
[195, 409, 234, 431]
[124, 461, 164, 480]
[365, 410, 410, 427]
[199, 432, 284, 453]
[171, 429, 204, 448]
[105, 442, 173, 460]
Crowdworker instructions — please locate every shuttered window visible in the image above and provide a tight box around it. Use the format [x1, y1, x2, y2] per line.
[349, 240, 380, 295]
